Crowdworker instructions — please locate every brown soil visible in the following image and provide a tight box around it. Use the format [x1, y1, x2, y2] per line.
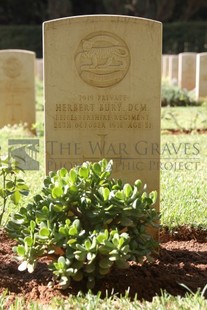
[0, 228, 207, 306]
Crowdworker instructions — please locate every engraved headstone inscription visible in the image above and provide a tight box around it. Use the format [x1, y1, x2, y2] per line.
[0, 50, 36, 131]
[44, 15, 162, 237]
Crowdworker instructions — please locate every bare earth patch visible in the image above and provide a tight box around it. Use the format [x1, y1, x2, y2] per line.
[0, 228, 207, 305]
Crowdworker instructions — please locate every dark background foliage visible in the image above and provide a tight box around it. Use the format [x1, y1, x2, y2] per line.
[0, 0, 207, 57]
[0, 0, 207, 25]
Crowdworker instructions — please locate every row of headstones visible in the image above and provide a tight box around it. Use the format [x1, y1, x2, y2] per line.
[162, 53, 207, 100]
[2, 50, 205, 135]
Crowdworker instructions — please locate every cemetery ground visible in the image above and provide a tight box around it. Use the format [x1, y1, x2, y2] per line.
[0, 84, 207, 308]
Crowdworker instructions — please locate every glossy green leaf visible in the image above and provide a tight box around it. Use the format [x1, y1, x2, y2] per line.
[39, 227, 50, 237]
[115, 190, 124, 200]
[100, 187, 110, 201]
[53, 204, 63, 212]
[30, 220, 36, 231]
[69, 185, 78, 193]
[123, 183, 132, 198]
[92, 163, 101, 175]
[10, 191, 21, 205]
[58, 167, 68, 178]
[67, 238, 77, 245]
[24, 236, 33, 247]
[84, 239, 91, 251]
[149, 191, 157, 204]
[76, 244, 86, 251]
[16, 245, 25, 256]
[79, 166, 89, 179]
[42, 206, 49, 213]
[52, 186, 63, 198]
[104, 241, 115, 249]
[59, 227, 67, 235]
[6, 181, 14, 189]
[73, 219, 81, 229]
[58, 256, 66, 266]
[134, 179, 142, 190]
[96, 233, 106, 243]
[69, 226, 77, 236]
[69, 169, 77, 183]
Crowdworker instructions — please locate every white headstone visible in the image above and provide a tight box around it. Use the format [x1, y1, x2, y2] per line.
[162, 54, 170, 79]
[169, 55, 178, 84]
[195, 53, 207, 100]
[44, 15, 162, 238]
[178, 52, 197, 90]
[0, 49, 36, 131]
[36, 58, 43, 81]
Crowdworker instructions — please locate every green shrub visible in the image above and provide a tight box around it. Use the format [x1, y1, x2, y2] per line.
[6, 159, 159, 289]
[161, 81, 199, 107]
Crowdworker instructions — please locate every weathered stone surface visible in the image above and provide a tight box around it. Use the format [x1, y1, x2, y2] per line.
[0, 49, 36, 131]
[178, 52, 197, 90]
[196, 53, 207, 100]
[169, 55, 178, 84]
[36, 58, 43, 81]
[162, 54, 169, 78]
[44, 15, 162, 238]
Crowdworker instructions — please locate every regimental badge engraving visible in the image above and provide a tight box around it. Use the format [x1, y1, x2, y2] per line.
[2, 57, 22, 79]
[75, 32, 130, 88]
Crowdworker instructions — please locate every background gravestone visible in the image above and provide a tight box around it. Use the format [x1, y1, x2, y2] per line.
[178, 52, 197, 90]
[0, 50, 36, 131]
[169, 55, 178, 84]
[195, 53, 207, 100]
[36, 58, 43, 81]
[162, 54, 169, 79]
[44, 15, 162, 237]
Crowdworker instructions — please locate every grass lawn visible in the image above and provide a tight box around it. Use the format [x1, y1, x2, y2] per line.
[161, 133, 207, 229]
[161, 105, 207, 131]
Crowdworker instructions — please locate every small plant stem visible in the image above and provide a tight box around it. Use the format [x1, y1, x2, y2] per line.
[0, 173, 7, 226]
